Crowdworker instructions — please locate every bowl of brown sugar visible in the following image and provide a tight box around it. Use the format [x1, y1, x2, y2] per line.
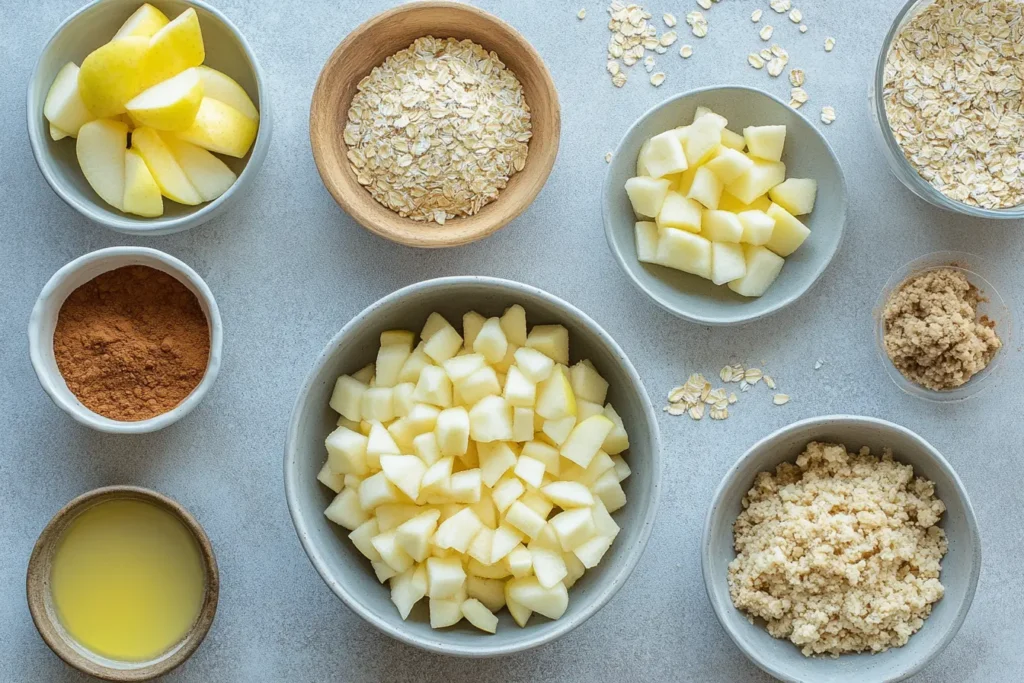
[29, 247, 223, 433]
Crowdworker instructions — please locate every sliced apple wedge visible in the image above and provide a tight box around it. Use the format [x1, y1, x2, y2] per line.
[141, 8, 205, 89]
[50, 124, 70, 141]
[125, 68, 203, 132]
[43, 63, 95, 138]
[78, 37, 150, 117]
[123, 148, 163, 217]
[176, 98, 258, 158]
[114, 3, 170, 39]
[76, 119, 130, 211]
[129, 127, 202, 205]
[195, 66, 259, 121]
[163, 137, 237, 202]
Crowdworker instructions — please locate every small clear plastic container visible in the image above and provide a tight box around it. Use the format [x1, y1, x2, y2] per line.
[870, 0, 1024, 219]
[875, 251, 1013, 402]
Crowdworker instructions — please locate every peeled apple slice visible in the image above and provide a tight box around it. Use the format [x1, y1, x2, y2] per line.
[640, 130, 688, 179]
[710, 242, 746, 285]
[76, 119, 130, 211]
[43, 63, 95, 137]
[737, 210, 776, 246]
[176, 98, 258, 158]
[764, 203, 811, 257]
[726, 158, 786, 205]
[125, 68, 203, 132]
[164, 137, 237, 202]
[743, 125, 787, 162]
[141, 8, 206, 89]
[624, 176, 671, 218]
[77, 37, 150, 117]
[129, 127, 203, 205]
[113, 3, 170, 39]
[656, 191, 702, 233]
[728, 245, 785, 297]
[655, 228, 712, 279]
[768, 178, 817, 216]
[635, 221, 659, 263]
[196, 66, 258, 121]
[122, 148, 163, 217]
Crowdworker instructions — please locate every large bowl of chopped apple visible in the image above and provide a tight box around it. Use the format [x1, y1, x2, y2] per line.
[284, 276, 661, 656]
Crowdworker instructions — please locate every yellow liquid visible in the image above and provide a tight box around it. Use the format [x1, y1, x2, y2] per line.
[50, 498, 205, 662]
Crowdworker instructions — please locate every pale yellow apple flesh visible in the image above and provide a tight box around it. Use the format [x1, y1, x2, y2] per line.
[43, 63, 95, 137]
[176, 97, 258, 158]
[195, 66, 258, 121]
[164, 136, 237, 202]
[142, 8, 205, 90]
[125, 67, 203, 131]
[77, 37, 150, 118]
[123, 148, 163, 217]
[129, 127, 202, 205]
[76, 119, 130, 211]
[113, 3, 169, 39]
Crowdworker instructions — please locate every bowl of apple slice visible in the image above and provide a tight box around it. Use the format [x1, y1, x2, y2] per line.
[28, 0, 270, 235]
[284, 276, 661, 656]
[603, 86, 847, 325]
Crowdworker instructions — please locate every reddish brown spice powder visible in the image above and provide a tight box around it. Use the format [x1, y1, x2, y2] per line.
[53, 265, 211, 421]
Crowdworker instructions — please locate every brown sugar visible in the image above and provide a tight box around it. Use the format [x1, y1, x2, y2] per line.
[53, 266, 211, 421]
[882, 268, 1001, 391]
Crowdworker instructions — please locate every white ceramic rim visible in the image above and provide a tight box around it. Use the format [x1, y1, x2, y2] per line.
[602, 84, 849, 326]
[26, 0, 272, 237]
[873, 251, 1013, 403]
[283, 275, 663, 657]
[700, 415, 982, 683]
[28, 246, 224, 434]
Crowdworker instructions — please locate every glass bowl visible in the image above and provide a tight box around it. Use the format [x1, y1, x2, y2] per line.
[870, 0, 1024, 219]
[874, 251, 1013, 402]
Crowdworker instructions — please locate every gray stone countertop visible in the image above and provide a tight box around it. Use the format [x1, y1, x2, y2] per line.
[1, 0, 1021, 681]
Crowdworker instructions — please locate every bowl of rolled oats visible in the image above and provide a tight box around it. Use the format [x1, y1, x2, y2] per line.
[873, 0, 1024, 218]
[309, 2, 560, 248]
[702, 415, 981, 683]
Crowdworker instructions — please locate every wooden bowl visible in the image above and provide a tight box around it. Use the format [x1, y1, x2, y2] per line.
[309, 1, 560, 248]
[26, 486, 219, 681]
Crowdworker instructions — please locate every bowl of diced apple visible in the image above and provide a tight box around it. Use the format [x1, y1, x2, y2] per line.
[28, 0, 270, 236]
[284, 276, 661, 656]
[603, 86, 847, 325]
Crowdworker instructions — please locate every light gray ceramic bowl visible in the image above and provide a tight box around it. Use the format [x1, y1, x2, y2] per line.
[702, 415, 981, 683]
[603, 86, 848, 325]
[27, 0, 271, 236]
[284, 277, 662, 656]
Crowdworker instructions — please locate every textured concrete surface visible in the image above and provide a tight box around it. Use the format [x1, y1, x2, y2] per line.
[2, 1, 1022, 681]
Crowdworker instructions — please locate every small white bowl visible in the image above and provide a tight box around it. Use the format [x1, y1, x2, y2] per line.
[27, 0, 271, 236]
[603, 86, 847, 325]
[28, 247, 223, 433]
[874, 251, 1012, 403]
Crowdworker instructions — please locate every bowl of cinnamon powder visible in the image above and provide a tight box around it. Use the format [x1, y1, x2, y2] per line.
[29, 247, 223, 433]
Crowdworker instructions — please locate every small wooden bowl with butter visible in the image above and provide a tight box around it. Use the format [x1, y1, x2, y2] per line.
[309, 1, 560, 248]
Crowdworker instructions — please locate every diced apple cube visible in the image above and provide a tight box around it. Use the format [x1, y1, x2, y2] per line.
[324, 488, 368, 530]
[420, 312, 451, 342]
[655, 228, 713, 279]
[349, 518, 381, 562]
[317, 461, 345, 492]
[375, 344, 411, 388]
[506, 544, 533, 578]
[635, 138, 651, 176]
[491, 523, 525, 563]
[625, 176, 672, 218]
[462, 311, 485, 349]
[426, 556, 467, 599]
[506, 577, 569, 620]
[423, 322, 463, 364]
[373, 561, 398, 583]
[505, 500, 547, 539]
[525, 325, 569, 365]
[387, 418, 416, 453]
[521, 440, 560, 476]
[505, 591, 532, 627]
[531, 548, 568, 589]
[469, 395, 514, 442]
[535, 366, 576, 420]
[737, 210, 776, 245]
[541, 416, 576, 446]
[563, 551, 587, 588]
[352, 364, 375, 384]
[512, 407, 534, 442]
[704, 147, 755, 184]
[366, 421, 400, 465]
[431, 407, 469, 458]
[500, 305, 528, 346]
[601, 404, 629, 454]
[514, 347, 554, 383]
[429, 598, 463, 628]
[514, 455, 546, 488]
[720, 127, 746, 151]
[492, 476, 526, 513]
[578, 450, 616, 487]
[395, 509, 440, 562]
[407, 403, 440, 433]
[548, 508, 597, 551]
[635, 221, 660, 263]
[574, 535, 614, 568]
[702, 210, 744, 243]
[726, 158, 786, 205]
[642, 129, 689, 178]
[743, 124, 787, 162]
[458, 366, 501, 405]
[392, 383, 415, 417]
[380, 454, 427, 501]
[472, 317, 508, 363]
[693, 107, 727, 128]
[560, 415, 615, 468]
[568, 360, 608, 405]
[372, 530, 415, 573]
[467, 527, 495, 565]
[361, 387, 394, 422]
[765, 203, 810, 257]
[611, 455, 631, 482]
[461, 598, 499, 633]
[448, 469, 482, 504]
[470, 557, 511, 579]
[397, 344, 432, 384]
[329, 375, 366, 421]
[687, 166, 724, 210]
[684, 115, 724, 167]
[656, 191, 702, 233]
[592, 470, 628, 512]
[442, 354, 486, 383]
[478, 441, 518, 487]
[711, 242, 747, 285]
[504, 367, 537, 407]
[434, 508, 483, 553]
[376, 504, 423, 532]
[412, 366, 452, 407]
[359, 471, 404, 510]
[390, 564, 428, 619]
[769, 177, 817, 215]
[325, 426, 369, 476]
[592, 499, 621, 538]
[470, 496, 497, 528]
[576, 400, 603, 422]
[540, 481, 594, 508]
[467, 576, 506, 613]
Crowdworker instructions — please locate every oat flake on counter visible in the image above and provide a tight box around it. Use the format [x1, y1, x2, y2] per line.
[344, 37, 531, 225]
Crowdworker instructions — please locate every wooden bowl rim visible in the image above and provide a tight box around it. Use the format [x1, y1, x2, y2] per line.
[309, 0, 561, 248]
[26, 486, 219, 682]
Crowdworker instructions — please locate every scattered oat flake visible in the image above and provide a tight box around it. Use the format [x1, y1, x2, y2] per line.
[789, 9, 802, 23]
[612, 72, 627, 87]
[767, 58, 785, 77]
[789, 68, 805, 87]
[697, 0, 712, 9]
[604, 152, 613, 163]
[649, 72, 665, 86]
[791, 87, 809, 104]
[728, 393, 738, 404]
[799, 24, 808, 32]
[763, 375, 776, 389]
[821, 106, 836, 124]
[660, 30, 678, 46]
[578, 8, 586, 19]
[644, 55, 656, 72]
[824, 36, 835, 51]
[689, 404, 706, 421]
[666, 404, 687, 416]
[720, 366, 734, 382]
[664, 12, 677, 27]
[759, 25, 774, 41]
[770, 0, 791, 12]
[740, 380, 751, 392]
[760, 48, 773, 60]
[751, 9, 763, 22]
[748, 54, 765, 69]
[773, 394, 791, 405]
[686, 11, 709, 38]
[710, 406, 729, 420]
[744, 368, 763, 384]
[680, 44, 693, 58]
[607, 60, 621, 75]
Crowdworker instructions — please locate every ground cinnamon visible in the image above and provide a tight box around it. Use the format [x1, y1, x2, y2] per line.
[53, 265, 211, 421]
